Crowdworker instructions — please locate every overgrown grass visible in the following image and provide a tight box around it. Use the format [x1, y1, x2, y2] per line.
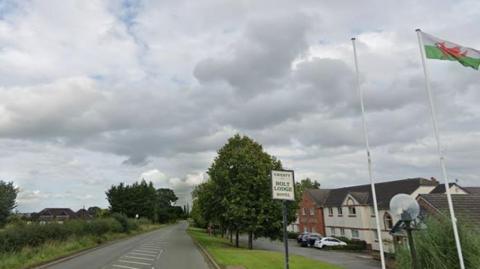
[188, 227, 343, 269]
[0, 223, 163, 269]
[395, 216, 480, 269]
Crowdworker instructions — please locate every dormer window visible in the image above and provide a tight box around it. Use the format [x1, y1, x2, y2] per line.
[384, 212, 393, 229]
[346, 198, 356, 216]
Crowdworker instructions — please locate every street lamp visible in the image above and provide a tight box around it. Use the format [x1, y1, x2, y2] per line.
[389, 194, 420, 269]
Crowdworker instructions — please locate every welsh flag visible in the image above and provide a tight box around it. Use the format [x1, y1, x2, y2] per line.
[420, 31, 480, 70]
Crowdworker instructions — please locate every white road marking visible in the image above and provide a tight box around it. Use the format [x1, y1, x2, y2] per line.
[131, 249, 157, 254]
[129, 252, 156, 257]
[156, 249, 164, 260]
[118, 260, 152, 266]
[112, 265, 141, 269]
[123, 255, 155, 261]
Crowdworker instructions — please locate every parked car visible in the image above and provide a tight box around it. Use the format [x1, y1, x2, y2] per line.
[299, 233, 322, 247]
[297, 232, 310, 243]
[313, 237, 347, 249]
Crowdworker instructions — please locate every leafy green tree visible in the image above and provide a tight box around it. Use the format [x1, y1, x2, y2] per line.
[0, 181, 18, 227]
[106, 180, 156, 221]
[295, 177, 321, 202]
[207, 134, 297, 249]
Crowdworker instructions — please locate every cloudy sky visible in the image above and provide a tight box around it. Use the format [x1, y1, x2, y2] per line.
[1, 0, 480, 212]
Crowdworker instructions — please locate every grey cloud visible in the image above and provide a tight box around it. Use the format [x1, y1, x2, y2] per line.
[194, 14, 311, 97]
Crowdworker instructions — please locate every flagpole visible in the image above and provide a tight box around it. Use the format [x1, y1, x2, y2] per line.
[415, 29, 465, 269]
[351, 37, 386, 269]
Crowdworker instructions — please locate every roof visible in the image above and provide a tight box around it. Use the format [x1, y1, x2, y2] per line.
[322, 178, 438, 209]
[418, 194, 480, 225]
[305, 189, 331, 206]
[464, 187, 480, 195]
[429, 183, 465, 194]
[38, 208, 76, 217]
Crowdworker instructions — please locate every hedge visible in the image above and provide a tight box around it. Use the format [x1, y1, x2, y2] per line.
[0, 217, 137, 253]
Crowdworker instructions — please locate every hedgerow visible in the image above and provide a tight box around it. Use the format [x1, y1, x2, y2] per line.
[0, 217, 137, 253]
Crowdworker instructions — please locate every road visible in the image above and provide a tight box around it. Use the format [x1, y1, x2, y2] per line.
[44, 221, 209, 269]
[240, 237, 380, 269]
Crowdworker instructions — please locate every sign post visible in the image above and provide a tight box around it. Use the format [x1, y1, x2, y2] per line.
[272, 170, 295, 269]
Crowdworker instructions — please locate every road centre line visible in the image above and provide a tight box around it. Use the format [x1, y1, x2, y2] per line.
[118, 260, 152, 266]
[112, 265, 141, 269]
[129, 252, 156, 257]
[123, 255, 155, 261]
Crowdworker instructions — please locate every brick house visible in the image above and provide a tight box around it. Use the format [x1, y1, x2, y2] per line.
[298, 189, 329, 235]
[299, 177, 447, 253]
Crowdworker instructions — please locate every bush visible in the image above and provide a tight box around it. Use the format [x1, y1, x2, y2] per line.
[111, 213, 130, 233]
[287, 231, 299, 239]
[0, 217, 139, 253]
[329, 236, 367, 251]
[395, 216, 480, 269]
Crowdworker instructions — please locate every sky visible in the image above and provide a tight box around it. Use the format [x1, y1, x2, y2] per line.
[1, 0, 480, 212]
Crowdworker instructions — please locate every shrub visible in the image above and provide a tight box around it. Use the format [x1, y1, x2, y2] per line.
[0, 217, 136, 253]
[395, 216, 480, 269]
[287, 231, 299, 239]
[111, 213, 131, 233]
[330, 236, 367, 251]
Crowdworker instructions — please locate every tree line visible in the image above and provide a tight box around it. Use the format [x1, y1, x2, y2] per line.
[106, 179, 185, 223]
[190, 134, 298, 249]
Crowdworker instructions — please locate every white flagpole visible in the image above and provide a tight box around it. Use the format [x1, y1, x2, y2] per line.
[415, 29, 465, 269]
[351, 37, 386, 269]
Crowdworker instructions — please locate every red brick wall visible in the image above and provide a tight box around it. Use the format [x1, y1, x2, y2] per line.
[298, 192, 326, 235]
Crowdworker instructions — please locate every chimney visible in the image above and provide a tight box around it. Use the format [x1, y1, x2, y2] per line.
[430, 177, 438, 183]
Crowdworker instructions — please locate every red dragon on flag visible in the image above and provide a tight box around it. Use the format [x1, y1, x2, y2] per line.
[435, 42, 467, 59]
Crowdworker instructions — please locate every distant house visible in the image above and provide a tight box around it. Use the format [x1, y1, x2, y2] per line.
[76, 209, 93, 219]
[298, 177, 440, 253]
[37, 208, 77, 222]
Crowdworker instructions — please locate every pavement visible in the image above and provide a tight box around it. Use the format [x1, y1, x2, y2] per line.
[240, 237, 380, 269]
[44, 221, 209, 269]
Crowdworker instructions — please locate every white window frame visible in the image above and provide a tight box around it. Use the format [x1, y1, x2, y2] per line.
[309, 208, 315, 216]
[328, 207, 334, 216]
[337, 206, 343, 216]
[351, 229, 359, 239]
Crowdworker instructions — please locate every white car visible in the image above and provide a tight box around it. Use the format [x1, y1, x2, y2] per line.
[313, 237, 347, 249]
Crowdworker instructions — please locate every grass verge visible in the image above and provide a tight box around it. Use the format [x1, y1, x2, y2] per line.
[188, 227, 343, 269]
[0, 224, 164, 269]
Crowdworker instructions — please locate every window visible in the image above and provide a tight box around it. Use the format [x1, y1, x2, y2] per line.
[302, 208, 306, 215]
[328, 207, 333, 216]
[384, 213, 393, 229]
[346, 198, 356, 216]
[340, 228, 345, 236]
[373, 231, 379, 241]
[337, 207, 343, 216]
[309, 208, 315, 216]
[348, 206, 356, 216]
[330, 227, 335, 235]
[351, 229, 359, 239]
[370, 206, 376, 217]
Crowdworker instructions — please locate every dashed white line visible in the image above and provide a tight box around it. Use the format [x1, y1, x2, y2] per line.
[112, 264, 141, 269]
[123, 255, 155, 261]
[129, 252, 156, 257]
[131, 249, 158, 254]
[118, 260, 152, 266]
[156, 249, 164, 260]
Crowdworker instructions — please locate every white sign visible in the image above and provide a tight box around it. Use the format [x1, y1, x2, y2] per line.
[272, 170, 295, 201]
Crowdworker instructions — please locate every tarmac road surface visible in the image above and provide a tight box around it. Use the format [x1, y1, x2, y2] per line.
[44, 221, 209, 269]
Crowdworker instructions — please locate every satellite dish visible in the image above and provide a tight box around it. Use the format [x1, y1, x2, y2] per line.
[389, 193, 420, 220]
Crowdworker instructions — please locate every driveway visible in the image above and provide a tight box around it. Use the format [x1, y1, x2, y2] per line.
[240, 237, 380, 269]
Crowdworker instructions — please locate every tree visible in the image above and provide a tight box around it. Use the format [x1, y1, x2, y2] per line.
[156, 188, 179, 223]
[87, 206, 102, 217]
[295, 177, 321, 202]
[206, 134, 297, 249]
[0, 180, 18, 227]
[106, 180, 157, 221]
